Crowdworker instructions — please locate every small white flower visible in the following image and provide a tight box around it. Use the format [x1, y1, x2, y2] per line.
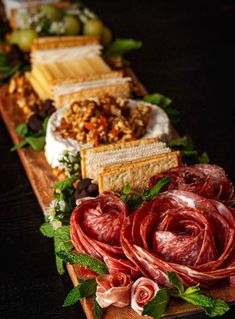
[52, 220, 62, 230]
[59, 200, 66, 212]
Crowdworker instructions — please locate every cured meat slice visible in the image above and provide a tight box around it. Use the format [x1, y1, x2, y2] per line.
[70, 193, 127, 261]
[121, 190, 235, 288]
[149, 164, 234, 205]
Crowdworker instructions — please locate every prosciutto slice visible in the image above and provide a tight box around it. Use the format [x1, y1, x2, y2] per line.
[121, 190, 235, 288]
[70, 193, 127, 261]
[149, 164, 234, 205]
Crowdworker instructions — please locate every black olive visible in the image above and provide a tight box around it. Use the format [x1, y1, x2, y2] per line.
[77, 178, 92, 191]
[87, 183, 98, 195]
[27, 114, 43, 132]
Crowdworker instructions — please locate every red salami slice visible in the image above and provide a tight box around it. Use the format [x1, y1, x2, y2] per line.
[70, 193, 127, 261]
[121, 190, 235, 288]
[149, 164, 234, 205]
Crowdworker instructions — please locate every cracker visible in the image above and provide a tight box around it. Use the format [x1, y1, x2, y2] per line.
[81, 138, 167, 179]
[32, 36, 100, 51]
[98, 151, 181, 193]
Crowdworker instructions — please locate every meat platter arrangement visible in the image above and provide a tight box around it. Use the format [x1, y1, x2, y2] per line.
[0, 1, 234, 319]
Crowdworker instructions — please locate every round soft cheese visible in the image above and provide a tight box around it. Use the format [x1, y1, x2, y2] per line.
[45, 100, 171, 168]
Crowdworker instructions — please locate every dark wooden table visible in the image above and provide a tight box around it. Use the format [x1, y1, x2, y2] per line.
[0, 0, 234, 318]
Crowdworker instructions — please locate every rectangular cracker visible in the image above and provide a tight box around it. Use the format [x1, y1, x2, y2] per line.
[98, 151, 181, 193]
[80, 137, 168, 180]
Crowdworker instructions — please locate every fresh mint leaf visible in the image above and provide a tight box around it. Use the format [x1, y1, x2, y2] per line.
[143, 93, 180, 125]
[168, 271, 184, 295]
[63, 279, 97, 307]
[40, 222, 54, 238]
[204, 298, 230, 317]
[10, 139, 28, 151]
[126, 194, 142, 210]
[144, 93, 172, 109]
[54, 226, 73, 275]
[142, 177, 171, 201]
[53, 174, 78, 191]
[57, 250, 108, 275]
[105, 38, 142, 57]
[168, 135, 193, 150]
[94, 298, 104, 319]
[15, 123, 29, 137]
[142, 288, 170, 319]
[120, 183, 131, 202]
[25, 136, 45, 151]
[198, 152, 209, 163]
[181, 293, 215, 308]
[42, 116, 50, 133]
[184, 284, 200, 295]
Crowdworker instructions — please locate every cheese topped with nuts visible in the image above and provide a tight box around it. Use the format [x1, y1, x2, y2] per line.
[45, 97, 171, 168]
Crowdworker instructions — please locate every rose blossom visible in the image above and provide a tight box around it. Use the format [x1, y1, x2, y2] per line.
[131, 277, 159, 315]
[96, 272, 132, 308]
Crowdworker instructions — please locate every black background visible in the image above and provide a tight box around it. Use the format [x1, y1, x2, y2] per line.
[0, 0, 235, 318]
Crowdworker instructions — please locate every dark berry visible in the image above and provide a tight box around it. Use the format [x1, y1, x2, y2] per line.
[77, 178, 92, 191]
[27, 114, 43, 132]
[87, 183, 98, 195]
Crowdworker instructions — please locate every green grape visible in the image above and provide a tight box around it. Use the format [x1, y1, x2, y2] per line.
[9, 30, 21, 45]
[40, 4, 63, 21]
[83, 19, 104, 37]
[101, 26, 112, 47]
[63, 16, 81, 35]
[18, 29, 37, 52]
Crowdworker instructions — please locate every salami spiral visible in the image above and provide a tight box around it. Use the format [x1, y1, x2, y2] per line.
[121, 190, 235, 288]
[149, 164, 234, 205]
[70, 193, 127, 261]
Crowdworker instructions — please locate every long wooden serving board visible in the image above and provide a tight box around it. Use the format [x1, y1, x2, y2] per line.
[0, 76, 235, 319]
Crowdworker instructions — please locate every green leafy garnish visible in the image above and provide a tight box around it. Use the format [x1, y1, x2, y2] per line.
[94, 299, 105, 319]
[142, 288, 170, 319]
[144, 93, 180, 125]
[15, 123, 28, 137]
[11, 116, 50, 152]
[57, 250, 109, 275]
[53, 174, 78, 191]
[167, 271, 184, 295]
[167, 135, 209, 165]
[40, 222, 54, 238]
[120, 177, 171, 209]
[144, 272, 230, 318]
[63, 279, 97, 307]
[54, 226, 73, 275]
[105, 38, 142, 57]
[141, 177, 171, 201]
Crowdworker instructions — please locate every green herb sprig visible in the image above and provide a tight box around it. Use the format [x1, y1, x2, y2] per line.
[167, 135, 209, 165]
[143, 92, 180, 126]
[11, 116, 49, 152]
[120, 177, 171, 210]
[105, 38, 142, 58]
[143, 272, 230, 319]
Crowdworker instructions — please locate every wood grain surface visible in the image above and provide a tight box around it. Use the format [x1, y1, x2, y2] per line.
[1, 80, 235, 319]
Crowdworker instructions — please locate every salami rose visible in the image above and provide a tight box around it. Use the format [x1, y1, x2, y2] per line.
[70, 193, 127, 261]
[121, 190, 235, 288]
[131, 277, 159, 315]
[96, 272, 132, 308]
[149, 164, 234, 205]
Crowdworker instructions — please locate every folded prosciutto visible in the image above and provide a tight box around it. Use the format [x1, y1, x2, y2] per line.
[121, 190, 235, 288]
[70, 193, 127, 261]
[149, 164, 234, 205]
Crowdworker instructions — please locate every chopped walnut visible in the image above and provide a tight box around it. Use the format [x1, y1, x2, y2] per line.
[56, 95, 152, 146]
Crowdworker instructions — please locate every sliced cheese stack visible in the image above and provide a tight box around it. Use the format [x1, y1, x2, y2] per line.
[80, 138, 181, 193]
[26, 36, 131, 106]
